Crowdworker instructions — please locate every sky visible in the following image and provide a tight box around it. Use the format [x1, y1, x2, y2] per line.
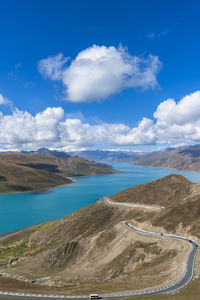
[0, 0, 200, 151]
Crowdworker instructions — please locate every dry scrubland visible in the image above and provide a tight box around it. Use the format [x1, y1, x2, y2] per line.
[0, 174, 199, 297]
[0, 152, 118, 193]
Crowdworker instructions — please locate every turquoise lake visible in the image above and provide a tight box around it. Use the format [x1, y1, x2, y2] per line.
[1, 163, 200, 234]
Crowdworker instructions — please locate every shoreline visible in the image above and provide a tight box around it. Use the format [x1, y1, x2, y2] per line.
[0, 164, 200, 237]
[0, 163, 200, 195]
[0, 169, 121, 195]
[129, 163, 200, 174]
[103, 160, 200, 174]
[0, 177, 76, 195]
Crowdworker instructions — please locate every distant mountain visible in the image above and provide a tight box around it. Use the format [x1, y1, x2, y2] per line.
[71, 149, 139, 162]
[72, 144, 200, 172]
[22, 148, 71, 158]
[128, 144, 200, 172]
[0, 152, 119, 193]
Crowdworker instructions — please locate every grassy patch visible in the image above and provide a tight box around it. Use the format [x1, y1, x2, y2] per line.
[0, 223, 55, 263]
[33, 221, 56, 232]
[0, 241, 32, 262]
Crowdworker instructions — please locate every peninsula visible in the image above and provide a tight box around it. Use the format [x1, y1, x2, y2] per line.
[0, 150, 119, 193]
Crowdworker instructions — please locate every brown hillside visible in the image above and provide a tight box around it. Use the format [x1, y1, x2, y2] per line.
[0, 174, 199, 294]
[111, 174, 192, 208]
[0, 159, 71, 193]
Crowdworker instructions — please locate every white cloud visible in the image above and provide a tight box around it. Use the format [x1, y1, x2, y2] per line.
[38, 53, 69, 81]
[152, 91, 200, 144]
[154, 91, 200, 126]
[1, 91, 200, 151]
[38, 45, 162, 102]
[147, 30, 169, 38]
[0, 107, 64, 149]
[35, 107, 64, 142]
[0, 93, 11, 106]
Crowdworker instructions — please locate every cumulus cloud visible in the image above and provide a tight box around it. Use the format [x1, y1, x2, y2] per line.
[1, 91, 200, 151]
[154, 91, 200, 126]
[38, 45, 162, 102]
[0, 107, 64, 149]
[152, 91, 200, 143]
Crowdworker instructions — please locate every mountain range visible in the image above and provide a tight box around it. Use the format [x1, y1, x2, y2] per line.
[72, 144, 200, 172]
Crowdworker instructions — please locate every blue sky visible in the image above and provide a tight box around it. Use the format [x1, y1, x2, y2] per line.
[0, 0, 200, 151]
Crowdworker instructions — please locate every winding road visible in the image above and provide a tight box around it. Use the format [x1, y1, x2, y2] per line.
[0, 196, 198, 299]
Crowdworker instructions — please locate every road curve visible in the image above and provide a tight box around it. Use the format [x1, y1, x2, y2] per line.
[105, 196, 164, 211]
[0, 197, 198, 299]
[113, 221, 199, 297]
[104, 196, 199, 297]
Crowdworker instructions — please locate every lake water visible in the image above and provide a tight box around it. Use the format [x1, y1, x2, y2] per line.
[1, 163, 200, 234]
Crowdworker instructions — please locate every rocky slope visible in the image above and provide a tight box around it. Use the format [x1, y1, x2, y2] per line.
[0, 152, 118, 193]
[0, 174, 199, 294]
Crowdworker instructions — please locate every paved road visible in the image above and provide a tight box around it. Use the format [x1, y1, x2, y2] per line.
[0, 197, 198, 299]
[113, 221, 199, 297]
[105, 196, 164, 211]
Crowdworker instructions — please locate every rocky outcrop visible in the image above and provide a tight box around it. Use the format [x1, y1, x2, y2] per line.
[42, 241, 80, 269]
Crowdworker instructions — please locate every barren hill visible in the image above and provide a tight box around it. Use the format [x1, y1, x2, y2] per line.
[0, 174, 199, 295]
[111, 174, 200, 236]
[111, 174, 192, 208]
